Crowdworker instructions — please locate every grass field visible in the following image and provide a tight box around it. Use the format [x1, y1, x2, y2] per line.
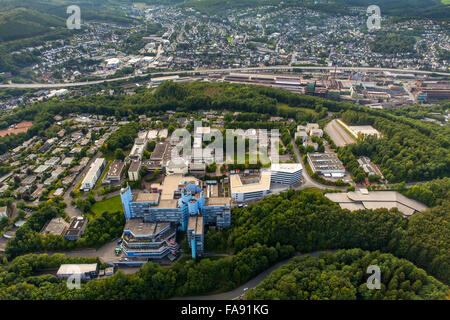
[441, 0, 450, 5]
[90, 195, 123, 217]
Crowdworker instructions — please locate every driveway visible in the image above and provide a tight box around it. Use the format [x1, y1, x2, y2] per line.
[37, 238, 119, 263]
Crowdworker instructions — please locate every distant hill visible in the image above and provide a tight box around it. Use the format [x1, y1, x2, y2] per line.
[178, 0, 450, 19]
[0, 8, 65, 42]
[336, 0, 450, 19]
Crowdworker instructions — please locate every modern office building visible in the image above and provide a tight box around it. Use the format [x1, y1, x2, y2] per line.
[81, 158, 106, 191]
[230, 170, 271, 202]
[187, 215, 204, 258]
[270, 163, 303, 185]
[120, 174, 231, 261]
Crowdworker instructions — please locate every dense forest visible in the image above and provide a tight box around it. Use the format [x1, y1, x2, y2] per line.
[206, 188, 450, 285]
[0, 243, 295, 299]
[1, 187, 449, 299]
[244, 249, 448, 300]
[370, 32, 417, 55]
[339, 109, 449, 182]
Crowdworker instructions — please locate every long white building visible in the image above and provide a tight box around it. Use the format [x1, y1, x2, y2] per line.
[270, 163, 303, 185]
[81, 158, 106, 191]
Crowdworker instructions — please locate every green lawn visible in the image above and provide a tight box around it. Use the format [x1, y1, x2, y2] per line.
[90, 195, 123, 217]
[441, 0, 450, 5]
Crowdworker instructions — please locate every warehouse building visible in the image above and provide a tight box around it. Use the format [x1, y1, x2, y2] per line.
[81, 158, 106, 191]
[41, 217, 69, 236]
[57, 264, 99, 280]
[307, 153, 346, 177]
[270, 163, 303, 185]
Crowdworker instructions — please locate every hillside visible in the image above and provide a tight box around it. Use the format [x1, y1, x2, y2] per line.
[244, 249, 448, 300]
[0, 8, 65, 42]
[179, 0, 450, 19]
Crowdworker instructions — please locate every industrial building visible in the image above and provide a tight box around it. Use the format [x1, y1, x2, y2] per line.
[81, 158, 106, 191]
[120, 174, 231, 261]
[357, 157, 383, 178]
[230, 170, 271, 202]
[57, 264, 99, 280]
[270, 163, 303, 185]
[307, 153, 346, 177]
[325, 190, 428, 217]
[41, 217, 69, 236]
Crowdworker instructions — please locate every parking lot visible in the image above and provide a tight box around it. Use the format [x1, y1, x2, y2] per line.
[324, 119, 356, 147]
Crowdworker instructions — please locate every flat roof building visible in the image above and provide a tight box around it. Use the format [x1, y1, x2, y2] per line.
[64, 216, 88, 241]
[41, 217, 69, 236]
[128, 160, 141, 182]
[81, 158, 106, 191]
[104, 160, 125, 183]
[230, 170, 271, 202]
[57, 264, 98, 280]
[150, 143, 168, 161]
[120, 174, 231, 261]
[307, 153, 345, 177]
[271, 163, 303, 185]
[325, 190, 428, 217]
[129, 138, 147, 161]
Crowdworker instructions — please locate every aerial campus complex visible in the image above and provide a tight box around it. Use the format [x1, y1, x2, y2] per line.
[0, 0, 449, 306]
[119, 175, 232, 262]
[118, 162, 304, 264]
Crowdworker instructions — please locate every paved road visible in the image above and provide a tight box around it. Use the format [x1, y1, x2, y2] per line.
[1, 66, 449, 89]
[37, 238, 118, 263]
[171, 250, 336, 300]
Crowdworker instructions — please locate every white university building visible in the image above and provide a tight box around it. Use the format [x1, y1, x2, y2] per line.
[270, 163, 303, 185]
[81, 158, 106, 191]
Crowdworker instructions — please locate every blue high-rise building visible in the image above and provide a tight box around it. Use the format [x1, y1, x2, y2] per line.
[119, 175, 231, 262]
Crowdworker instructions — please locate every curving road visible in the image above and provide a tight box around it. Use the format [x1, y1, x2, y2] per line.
[1, 66, 449, 89]
[171, 250, 336, 300]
